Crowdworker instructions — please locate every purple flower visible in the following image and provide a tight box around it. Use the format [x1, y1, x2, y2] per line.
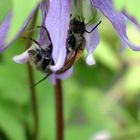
[0, 0, 140, 84]
[91, 0, 140, 51]
[0, 12, 12, 51]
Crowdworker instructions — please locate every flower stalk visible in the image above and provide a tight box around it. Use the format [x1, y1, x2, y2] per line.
[26, 8, 39, 140]
[55, 79, 64, 140]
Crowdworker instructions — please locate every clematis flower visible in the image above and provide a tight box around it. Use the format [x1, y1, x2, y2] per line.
[91, 0, 140, 51]
[1, 0, 140, 84]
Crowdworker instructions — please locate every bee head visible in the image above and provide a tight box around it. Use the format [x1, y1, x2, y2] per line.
[70, 19, 85, 34]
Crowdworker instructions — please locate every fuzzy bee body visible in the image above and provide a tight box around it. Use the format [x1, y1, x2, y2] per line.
[27, 19, 102, 87]
[28, 43, 53, 73]
[27, 18, 101, 86]
[28, 18, 86, 76]
[66, 18, 85, 52]
[66, 19, 85, 62]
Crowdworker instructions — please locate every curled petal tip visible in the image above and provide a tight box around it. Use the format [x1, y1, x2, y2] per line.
[45, 0, 70, 71]
[92, 0, 140, 51]
[86, 54, 96, 65]
[50, 65, 61, 72]
[50, 51, 66, 71]
[13, 51, 29, 64]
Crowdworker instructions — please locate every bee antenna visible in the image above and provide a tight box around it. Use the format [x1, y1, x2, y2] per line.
[37, 25, 47, 32]
[37, 25, 51, 41]
[31, 71, 52, 88]
[30, 73, 51, 88]
[85, 20, 102, 33]
[23, 37, 41, 46]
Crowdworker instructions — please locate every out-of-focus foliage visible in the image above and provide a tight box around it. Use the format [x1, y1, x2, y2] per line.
[5, 0, 41, 45]
[0, 0, 12, 22]
[0, 0, 140, 140]
[114, 0, 140, 23]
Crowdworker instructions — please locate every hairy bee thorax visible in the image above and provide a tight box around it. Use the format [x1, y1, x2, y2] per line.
[28, 43, 54, 73]
[66, 18, 85, 64]
[69, 18, 85, 34]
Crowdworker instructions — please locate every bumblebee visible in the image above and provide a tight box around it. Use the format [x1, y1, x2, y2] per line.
[28, 18, 101, 86]
[57, 18, 101, 74]
[56, 18, 86, 74]
[28, 42, 53, 73]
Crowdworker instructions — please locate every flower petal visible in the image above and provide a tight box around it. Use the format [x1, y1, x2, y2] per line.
[0, 7, 38, 52]
[45, 0, 70, 71]
[0, 11, 12, 52]
[121, 9, 139, 29]
[48, 73, 56, 85]
[37, 1, 51, 45]
[48, 67, 73, 85]
[85, 24, 100, 65]
[91, 0, 140, 51]
[13, 50, 29, 64]
[86, 54, 96, 65]
[56, 67, 73, 80]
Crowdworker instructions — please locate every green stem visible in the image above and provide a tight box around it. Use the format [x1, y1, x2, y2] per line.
[27, 64, 38, 140]
[26, 8, 39, 140]
[55, 79, 64, 140]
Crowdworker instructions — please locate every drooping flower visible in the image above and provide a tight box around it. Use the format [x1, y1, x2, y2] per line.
[91, 0, 140, 51]
[0, 0, 140, 84]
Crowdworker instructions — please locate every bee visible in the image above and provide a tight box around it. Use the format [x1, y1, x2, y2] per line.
[28, 41, 53, 73]
[57, 18, 101, 74]
[56, 18, 86, 74]
[28, 18, 101, 86]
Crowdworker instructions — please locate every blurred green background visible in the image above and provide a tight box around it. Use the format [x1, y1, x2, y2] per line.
[0, 0, 140, 140]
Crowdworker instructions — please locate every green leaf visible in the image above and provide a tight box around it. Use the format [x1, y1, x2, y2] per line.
[127, 24, 140, 46]
[0, 0, 13, 22]
[93, 40, 121, 72]
[0, 40, 29, 104]
[113, 0, 125, 11]
[124, 66, 140, 94]
[114, 0, 140, 23]
[0, 104, 26, 140]
[6, 0, 41, 45]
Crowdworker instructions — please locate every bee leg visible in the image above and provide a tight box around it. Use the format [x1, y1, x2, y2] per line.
[23, 37, 41, 46]
[85, 20, 102, 33]
[37, 25, 51, 41]
[31, 73, 51, 87]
